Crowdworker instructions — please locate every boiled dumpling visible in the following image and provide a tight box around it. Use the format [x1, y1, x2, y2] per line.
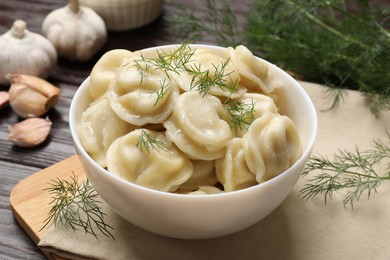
[178, 160, 217, 191]
[243, 112, 301, 182]
[215, 138, 257, 192]
[89, 49, 137, 100]
[227, 45, 275, 93]
[164, 91, 233, 160]
[185, 186, 223, 195]
[78, 96, 135, 167]
[108, 61, 180, 126]
[106, 129, 193, 192]
[229, 93, 279, 137]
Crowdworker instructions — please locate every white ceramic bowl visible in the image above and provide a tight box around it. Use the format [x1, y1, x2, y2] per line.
[79, 0, 164, 31]
[69, 44, 317, 239]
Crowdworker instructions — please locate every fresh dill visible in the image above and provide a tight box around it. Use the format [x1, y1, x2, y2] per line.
[245, 0, 390, 115]
[132, 54, 152, 84]
[136, 129, 171, 153]
[133, 43, 195, 78]
[186, 58, 238, 97]
[299, 135, 390, 207]
[132, 43, 238, 97]
[226, 99, 255, 132]
[166, 0, 390, 115]
[41, 174, 114, 239]
[153, 78, 170, 106]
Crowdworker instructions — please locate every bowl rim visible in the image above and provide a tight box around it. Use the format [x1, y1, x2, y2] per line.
[69, 43, 318, 199]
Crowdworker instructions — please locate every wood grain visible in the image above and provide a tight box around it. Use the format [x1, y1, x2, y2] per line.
[10, 155, 84, 244]
[10, 155, 85, 259]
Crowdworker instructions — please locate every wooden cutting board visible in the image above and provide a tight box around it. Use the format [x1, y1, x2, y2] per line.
[10, 155, 86, 260]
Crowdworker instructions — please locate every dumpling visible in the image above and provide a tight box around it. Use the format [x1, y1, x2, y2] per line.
[215, 138, 257, 192]
[227, 45, 275, 94]
[163, 91, 233, 160]
[108, 61, 180, 126]
[89, 49, 137, 100]
[185, 186, 223, 195]
[242, 112, 301, 182]
[228, 93, 279, 137]
[78, 96, 135, 167]
[169, 49, 246, 99]
[178, 160, 217, 191]
[106, 129, 193, 192]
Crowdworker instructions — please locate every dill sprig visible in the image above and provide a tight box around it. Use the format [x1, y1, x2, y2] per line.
[41, 174, 114, 239]
[226, 99, 255, 132]
[299, 135, 390, 207]
[136, 130, 171, 153]
[132, 43, 238, 97]
[245, 0, 390, 116]
[133, 43, 195, 78]
[153, 78, 170, 106]
[186, 58, 238, 97]
[132, 55, 152, 84]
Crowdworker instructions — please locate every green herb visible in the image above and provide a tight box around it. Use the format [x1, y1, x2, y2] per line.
[133, 43, 195, 78]
[186, 58, 238, 97]
[153, 78, 170, 106]
[167, 0, 390, 115]
[226, 99, 255, 132]
[132, 54, 152, 84]
[132, 42, 238, 97]
[299, 134, 390, 207]
[41, 174, 114, 239]
[166, 0, 241, 47]
[136, 129, 171, 153]
[245, 0, 390, 115]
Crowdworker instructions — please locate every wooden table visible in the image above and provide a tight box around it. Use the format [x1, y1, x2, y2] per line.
[0, 0, 252, 258]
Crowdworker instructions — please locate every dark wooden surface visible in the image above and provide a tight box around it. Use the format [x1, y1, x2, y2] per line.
[0, 0, 252, 259]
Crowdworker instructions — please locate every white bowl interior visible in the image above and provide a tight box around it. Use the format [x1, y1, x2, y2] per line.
[69, 44, 317, 239]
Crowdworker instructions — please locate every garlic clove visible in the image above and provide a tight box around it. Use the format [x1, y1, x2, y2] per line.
[0, 91, 10, 110]
[8, 74, 61, 118]
[8, 117, 52, 147]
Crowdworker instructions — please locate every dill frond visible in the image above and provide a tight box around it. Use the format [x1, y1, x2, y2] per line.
[245, 0, 390, 115]
[136, 130, 171, 153]
[186, 58, 238, 97]
[300, 134, 390, 207]
[41, 174, 114, 239]
[153, 78, 170, 106]
[133, 43, 238, 99]
[133, 43, 195, 78]
[226, 99, 255, 132]
[132, 53, 152, 84]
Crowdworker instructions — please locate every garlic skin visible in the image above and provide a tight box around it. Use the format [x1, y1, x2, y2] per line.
[0, 91, 10, 110]
[8, 117, 52, 147]
[8, 74, 61, 118]
[0, 20, 57, 85]
[42, 0, 107, 61]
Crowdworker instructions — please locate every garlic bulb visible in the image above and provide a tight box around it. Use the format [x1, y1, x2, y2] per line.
[42, 0, 107, 61]
[8, 74, 61, 118]
[0, 20, 57, 85]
